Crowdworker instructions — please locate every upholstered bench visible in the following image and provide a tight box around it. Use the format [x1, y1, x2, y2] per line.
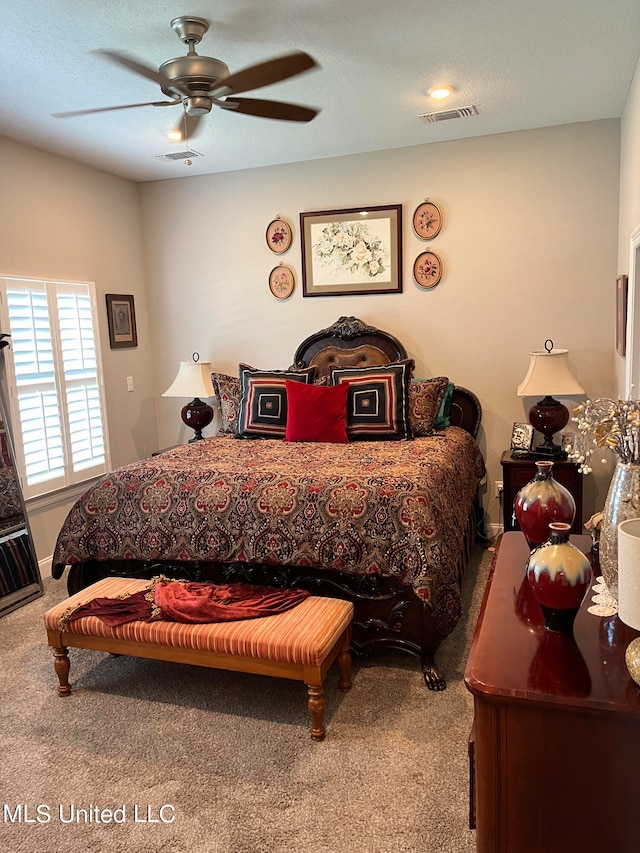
[44, 577, 354, 740]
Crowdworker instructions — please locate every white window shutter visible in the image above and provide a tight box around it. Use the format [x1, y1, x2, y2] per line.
[1, 277, 110, 498]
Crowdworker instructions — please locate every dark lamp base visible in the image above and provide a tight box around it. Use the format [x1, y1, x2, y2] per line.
[181, 398, 214, 442]
[532, 440, 568, 460]
[528, 396, 570, 460]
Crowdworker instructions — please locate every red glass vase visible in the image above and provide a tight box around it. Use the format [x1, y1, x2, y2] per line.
[526, 522, 593, 632]
[514, 460, 575, 550]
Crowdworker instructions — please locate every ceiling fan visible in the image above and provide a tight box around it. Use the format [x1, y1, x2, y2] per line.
[53, 15, 320, 137]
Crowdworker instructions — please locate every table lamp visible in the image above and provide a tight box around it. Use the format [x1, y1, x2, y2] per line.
[516, 340, 585, 458]
[162, 353, 215, 442]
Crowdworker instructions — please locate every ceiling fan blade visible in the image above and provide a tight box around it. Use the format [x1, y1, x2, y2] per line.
[173, 113, 205, 139]
[53, 99, 180, 118]
[219, 97, 319, 123]
[211, 51, 317, 98]
[93, 49, 188, 97]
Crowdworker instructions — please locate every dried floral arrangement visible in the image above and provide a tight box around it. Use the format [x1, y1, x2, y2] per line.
[568, 398, 640, 474]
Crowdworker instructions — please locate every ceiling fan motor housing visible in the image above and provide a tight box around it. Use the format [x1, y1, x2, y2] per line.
[183, 96, 212, 116]
[159, 55, 230, 98]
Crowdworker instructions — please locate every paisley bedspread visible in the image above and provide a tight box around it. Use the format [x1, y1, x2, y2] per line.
[52, 428, 484, 604]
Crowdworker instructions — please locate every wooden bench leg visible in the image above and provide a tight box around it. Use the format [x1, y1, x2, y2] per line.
[337, 629, 352, 693]
[307, 684, 325, 741]
[53, 646, 71, 697]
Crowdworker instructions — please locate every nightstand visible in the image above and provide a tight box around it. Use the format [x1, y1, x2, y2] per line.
[500, 450, 583, 533]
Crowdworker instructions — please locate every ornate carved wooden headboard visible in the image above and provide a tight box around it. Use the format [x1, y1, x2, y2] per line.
[292, 316, 482, 438]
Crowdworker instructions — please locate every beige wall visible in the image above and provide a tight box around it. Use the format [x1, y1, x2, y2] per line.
[141, 119, 620, 533]
[0, 137, 157, 564]
[618, 56, 640, 395]
[2, 116, 624, 566]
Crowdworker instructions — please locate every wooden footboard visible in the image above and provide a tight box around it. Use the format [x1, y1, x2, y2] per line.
[62, 500, 478, 691]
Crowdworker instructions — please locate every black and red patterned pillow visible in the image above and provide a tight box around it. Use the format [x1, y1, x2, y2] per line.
[329, 360, 413, 441]
[236, 364, 316, 438]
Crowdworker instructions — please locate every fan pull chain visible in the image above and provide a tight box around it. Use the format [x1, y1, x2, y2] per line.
[184, 114, 192, 166]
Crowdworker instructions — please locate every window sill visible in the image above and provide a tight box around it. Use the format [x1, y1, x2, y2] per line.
[25, 477, 101, 513]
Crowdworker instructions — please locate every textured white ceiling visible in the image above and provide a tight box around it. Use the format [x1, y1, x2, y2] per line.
[2, 0, 640, 182]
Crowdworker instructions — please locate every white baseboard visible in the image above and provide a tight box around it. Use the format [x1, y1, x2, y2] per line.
[40, 556, 53, 579]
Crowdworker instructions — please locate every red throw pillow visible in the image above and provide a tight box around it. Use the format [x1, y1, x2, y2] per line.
[285, 380, 349, 443]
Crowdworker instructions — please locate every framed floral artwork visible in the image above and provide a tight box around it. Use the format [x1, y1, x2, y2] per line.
[268, 264, 295, 300]
[413, 251, 443, 289]
[300, 204, 402, 297]
[412, 200, 442, 240]
[105, 293, 138, 348]
[266, 218, 292, 254]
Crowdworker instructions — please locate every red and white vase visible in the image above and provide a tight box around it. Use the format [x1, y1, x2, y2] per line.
[526, 522, 593, 632]
[514, 460, 575, 550]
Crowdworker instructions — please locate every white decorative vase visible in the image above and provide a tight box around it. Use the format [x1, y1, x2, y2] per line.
[599, 462, 640, 601]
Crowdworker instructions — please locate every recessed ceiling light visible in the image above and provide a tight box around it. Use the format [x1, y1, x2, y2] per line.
[428, 85, 454, 100]
[168, 130, 182, 141]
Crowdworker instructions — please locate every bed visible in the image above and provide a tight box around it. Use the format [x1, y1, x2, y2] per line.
[52, 316, 484, 689]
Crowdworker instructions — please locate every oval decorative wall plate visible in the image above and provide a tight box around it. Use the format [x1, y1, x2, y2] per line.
[269, 264, 295, 300]
[266, 218, 292, 254]
[412, 201, 442, 240]
[413, 251, 443, 289]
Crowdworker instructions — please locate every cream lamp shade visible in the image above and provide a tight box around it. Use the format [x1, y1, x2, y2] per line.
[618, 518, 640, 630]
[162, 354, 215, 442]
[516, 340, 585, 458]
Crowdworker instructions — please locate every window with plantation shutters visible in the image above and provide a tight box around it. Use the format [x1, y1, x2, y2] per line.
[0, 277, 110, 499]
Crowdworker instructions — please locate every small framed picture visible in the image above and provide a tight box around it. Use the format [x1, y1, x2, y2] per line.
[413, 250, 443, 289]
[268, 264, 295, 300]
[412, 200, 443, 240]
[510, 422, 534, 455]
[265, 218, 292, 254]
[561, 433, 574, 453]
[106, 294, 138, 349]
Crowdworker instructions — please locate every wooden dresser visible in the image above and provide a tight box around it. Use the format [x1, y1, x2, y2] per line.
[465, 532, 640, 853]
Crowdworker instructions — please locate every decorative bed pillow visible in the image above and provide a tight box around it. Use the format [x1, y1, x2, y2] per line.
[409, 377, 450, 437]
[284, 380, 349, 443]
[435, 380, 455, 429]
[329, 360, 413, 441]
[211, 372, 241, 434]
[236, 364, 316, 439]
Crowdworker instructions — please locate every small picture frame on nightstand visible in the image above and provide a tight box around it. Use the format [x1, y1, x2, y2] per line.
[510, 422, 534, 457]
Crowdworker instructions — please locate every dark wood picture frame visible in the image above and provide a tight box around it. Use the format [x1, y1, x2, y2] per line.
[300, 204, 402, 297]
[106, 294, 138, 349]
[616, 274, 628, 357]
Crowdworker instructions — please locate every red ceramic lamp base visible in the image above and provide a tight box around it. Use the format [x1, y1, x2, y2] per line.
[181, 398, 214, 442]
[528, 396, 570, 458]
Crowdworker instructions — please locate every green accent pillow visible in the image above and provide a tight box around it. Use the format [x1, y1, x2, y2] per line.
[435, 381, 455, 429]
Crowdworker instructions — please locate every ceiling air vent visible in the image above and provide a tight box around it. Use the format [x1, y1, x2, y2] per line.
[153, 149, 203, 161]
[419, 105, 478, 124]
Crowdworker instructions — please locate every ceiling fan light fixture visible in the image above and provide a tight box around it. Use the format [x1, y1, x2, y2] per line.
[428, 85, 454, 100]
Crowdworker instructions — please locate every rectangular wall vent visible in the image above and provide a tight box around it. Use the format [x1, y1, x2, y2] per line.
[153, 149, 203, 161]
[419, 105, 478, 123]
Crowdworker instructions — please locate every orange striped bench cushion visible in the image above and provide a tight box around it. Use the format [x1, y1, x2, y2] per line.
[44, 577, 354, 667]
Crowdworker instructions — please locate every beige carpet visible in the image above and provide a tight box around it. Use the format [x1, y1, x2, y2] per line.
[0, 544, 493, 853]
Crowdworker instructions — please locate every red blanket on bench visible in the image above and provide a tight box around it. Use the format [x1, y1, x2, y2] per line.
[59, 577, 310, 630]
